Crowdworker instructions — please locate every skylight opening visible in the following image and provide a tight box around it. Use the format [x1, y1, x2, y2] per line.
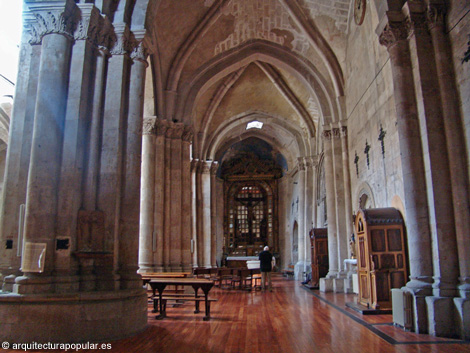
[246, 120, 263, 130]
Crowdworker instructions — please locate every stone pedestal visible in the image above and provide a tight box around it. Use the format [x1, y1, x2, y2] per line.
[426, 296, 457, 338]
[454, 298, 470, 340]
[0, 289, 147, 343]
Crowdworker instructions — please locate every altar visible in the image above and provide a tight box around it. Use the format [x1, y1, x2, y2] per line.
[226, 256, 259, 268]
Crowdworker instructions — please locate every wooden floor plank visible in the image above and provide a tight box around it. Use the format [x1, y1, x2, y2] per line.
[2, 274, 470, 352]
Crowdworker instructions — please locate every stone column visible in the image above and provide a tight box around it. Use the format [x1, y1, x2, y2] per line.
[295, 157, 306, 280]
[15, 5, 74, 294]
[163, 124, 172, 270]
[181, 130, 193, 271]
[82, 17, 111, 211]
[191, 159, 199, 268]
[304, 156, 316, 264]
[119, 39, 148, 289]
[341, 126, 353, 256]
[0, 21, 40, 283]
[322, 130, 339, 279]
[195, 161, 204, 267]
[139, 118, 155, 273]
[169, 123, 184, 271]
[427, 3, 470, 299]
[96, 23, 131, 290]
[210, 161, 218, 267]
[201, 161, 212, 268]
[154, 119, 167, 272]
[332, 127, 348, 279]
[379, 18, 433, 332]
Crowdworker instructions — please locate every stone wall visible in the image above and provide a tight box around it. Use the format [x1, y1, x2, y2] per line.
[345, 1, 404, 214]
[448, 1, 470, 178]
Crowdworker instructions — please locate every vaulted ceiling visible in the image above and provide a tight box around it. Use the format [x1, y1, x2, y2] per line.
[144, 0, 351, 170]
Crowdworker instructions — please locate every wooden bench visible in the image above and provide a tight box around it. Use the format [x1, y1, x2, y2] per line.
[153, 295, 218, 321]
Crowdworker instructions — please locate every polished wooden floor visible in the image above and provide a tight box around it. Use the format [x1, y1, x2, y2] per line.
[3, 274, 470, 353]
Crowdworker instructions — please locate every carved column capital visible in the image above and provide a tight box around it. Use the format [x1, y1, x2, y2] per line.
[165, 122, 185, 139]
[379, 21, 409, 49]
[182, 126, 194, 143]
[297, 157, 306, 171]
[73, 5, 101, 44]
[142, 117, 156, 135]
[109, 23, 132, 56]
[305, 155, 318, 168]
[191, 159, 200, 172]
[406, 9, 428, 38]
[210, 161, 219, 176]
[26, 2, 78, 44]
[155, 119, 169, 137]
[426, 4, 446, 31]
[199, 160, 211, 174]
[130, 41, 149, 66]
[340, 126, 348, 138]
[322, 129, 332, 141]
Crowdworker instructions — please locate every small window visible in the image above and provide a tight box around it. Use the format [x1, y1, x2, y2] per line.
[246, 121, 263, 130]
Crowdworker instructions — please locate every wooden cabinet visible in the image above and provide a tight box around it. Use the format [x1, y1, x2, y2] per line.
[309, 228, 328, 288]
[355, 208, 408, 310]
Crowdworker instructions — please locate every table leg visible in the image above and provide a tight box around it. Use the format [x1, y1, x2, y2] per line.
[202, 287, 210, 321]
[156, 285, 167, 320]
[192, 285, 200, 313]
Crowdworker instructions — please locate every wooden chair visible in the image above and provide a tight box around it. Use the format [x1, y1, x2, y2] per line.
[218, 268, 233, 289]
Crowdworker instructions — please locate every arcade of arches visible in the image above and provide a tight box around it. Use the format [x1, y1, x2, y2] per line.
[0, 0, 469, 344]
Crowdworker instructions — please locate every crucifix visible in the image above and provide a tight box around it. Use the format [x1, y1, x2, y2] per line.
[235, 195, 263, 244]
[364, 140, 371, 169]
[354, 151, 359, 177]
[378, 124, 386, 158]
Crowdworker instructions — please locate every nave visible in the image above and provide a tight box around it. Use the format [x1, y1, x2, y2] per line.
[7, 275, 465, 353]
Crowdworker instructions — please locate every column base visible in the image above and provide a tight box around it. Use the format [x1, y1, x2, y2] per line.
[294, 261, 308, 281]
[402, 287, 428, 334]
[0, 288, 147, 343]
[426, 296, 458, 338]
[319, 277, 344, 293]
[454, 297, 470, 340]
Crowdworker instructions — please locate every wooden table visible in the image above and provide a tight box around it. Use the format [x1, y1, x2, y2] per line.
[149, 278, 215, 321]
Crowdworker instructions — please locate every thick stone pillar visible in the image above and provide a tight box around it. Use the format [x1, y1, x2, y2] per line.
[201, 161, 212, 268]
[428, 3, 470, 299]
[210, 161, 218, 267]
[407, 2, 458, 300]
[15, 7, 74, 294]
[321, 130, 338, 279]
[56, 4, 102, 293]
[119, 39, 148, 289]
[139, 118, 156, 273]
[379, 17, 433, 333]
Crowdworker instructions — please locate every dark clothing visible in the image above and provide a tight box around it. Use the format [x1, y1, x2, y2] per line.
[259, 250, 273, 272]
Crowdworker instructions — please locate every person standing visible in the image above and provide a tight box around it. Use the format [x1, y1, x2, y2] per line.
[258, 246, 274, 291]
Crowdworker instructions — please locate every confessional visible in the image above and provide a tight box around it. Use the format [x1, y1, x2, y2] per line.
[355, 208, 408, 310]
[309, 228, 328, 288]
